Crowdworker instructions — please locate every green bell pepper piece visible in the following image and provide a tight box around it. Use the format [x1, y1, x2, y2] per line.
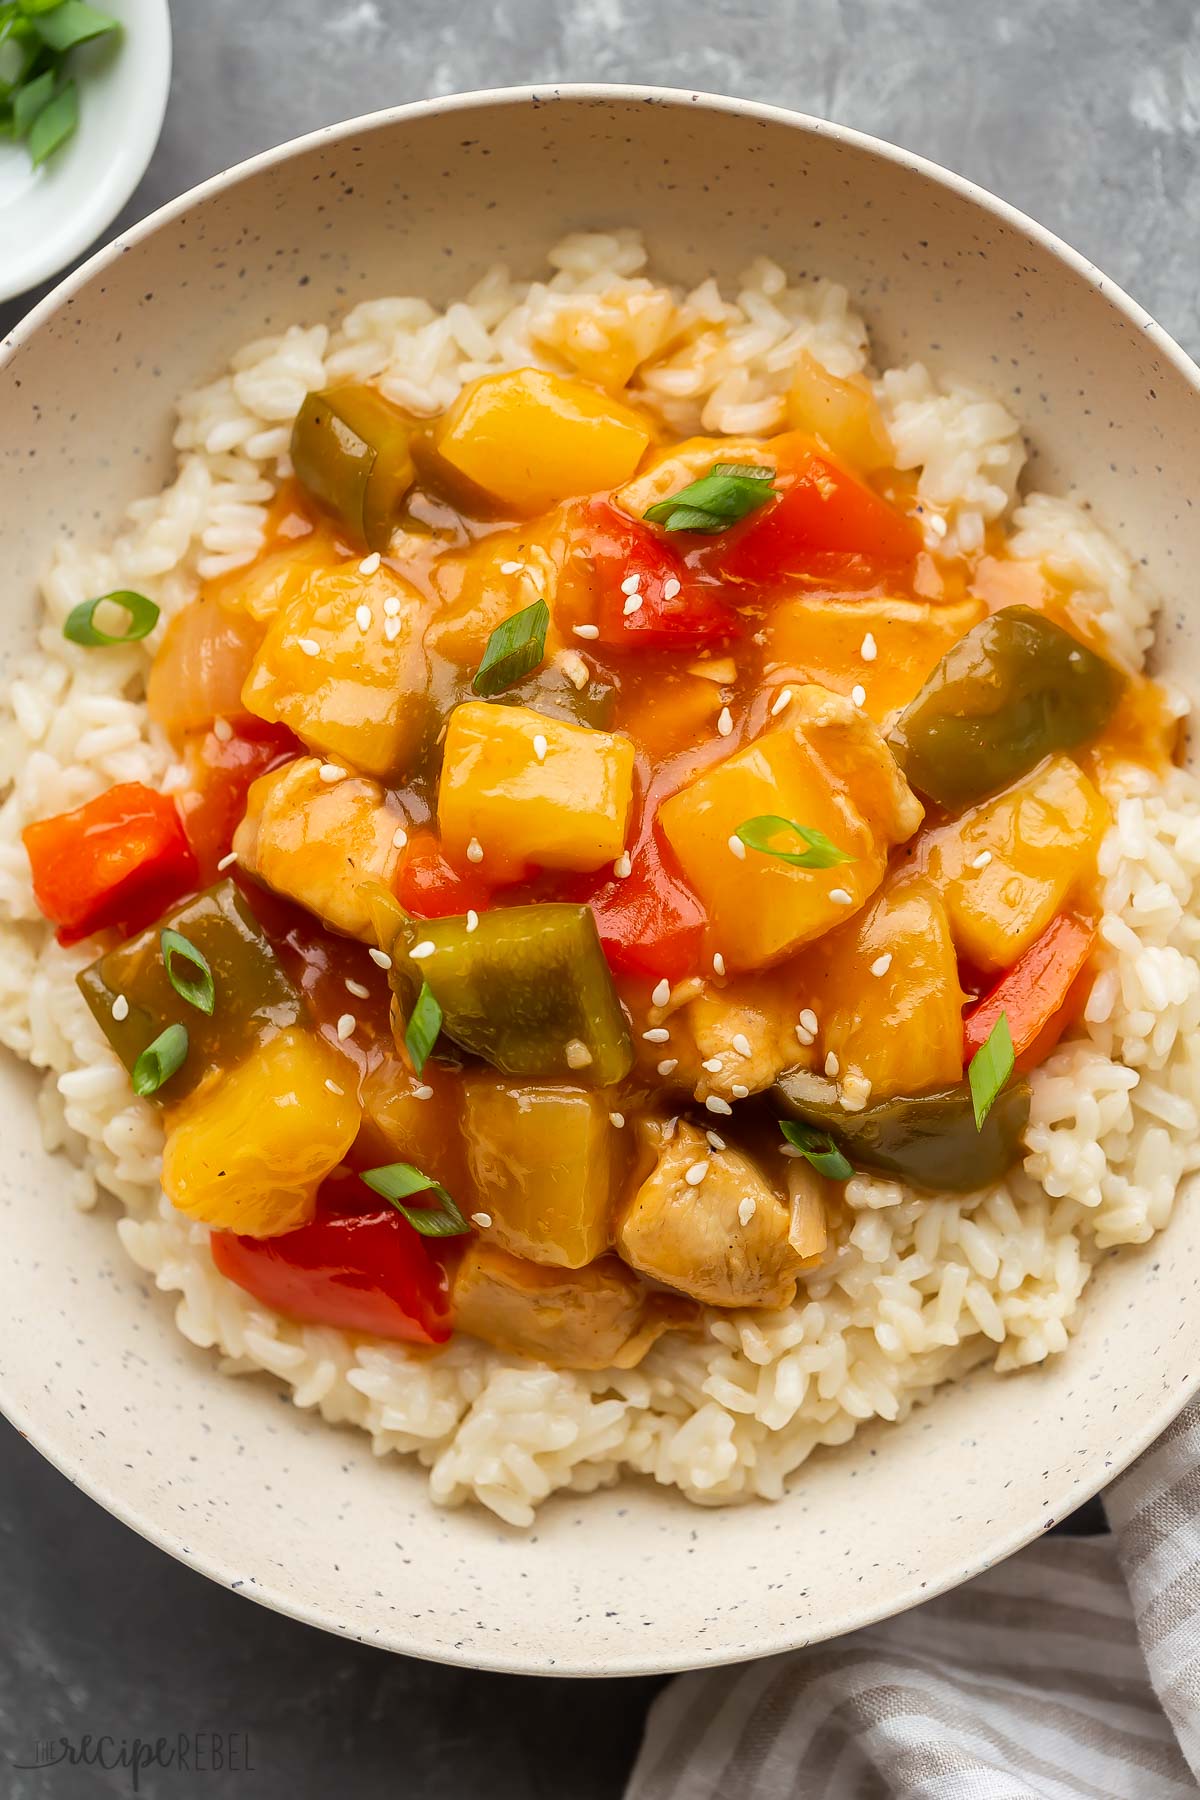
[888, 605, 1126, 810]
[290, 384, 416, 552]
[77, 879, 304, 1102]
[390, 902, 633, 1087]
[774, 1069, 1031, 1193]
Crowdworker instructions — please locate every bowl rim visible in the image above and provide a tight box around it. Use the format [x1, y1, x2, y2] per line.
[0, 0, 173, 304]
[3, 81, 1200, 1677]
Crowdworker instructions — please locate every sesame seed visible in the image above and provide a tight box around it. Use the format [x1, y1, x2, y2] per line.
[613, 851, 632, 879]
[344, 978, 370, 999]
[860, 632, 878, 661]
[573, 623, 600, 640]
[799, 1010, 819, 1035]
[466, 838, 484, 864]
[731, 1032, 752, 1058]
[795, 1026, 815, 1047]
[712, 953, 726, 977]
[383, 595, 402, 617]
[623, 592, 644, 616]
[652, 978, 671, 1007]
[657, 1058, 678, 1076]
[212, 716, 233, 743]
[850, 684, 867, 707]
[358, 552, 382, 576]
[414, 1084, 433, 1100]
[336, 1013, 356, 1040]
[471, 1211, 493, 1227]
[717, 706, 733, 737]
[111, 994, 129, 1023]
[410, 941, 436, 960]
[532, 733, 548, 763]
[730, 1083, 750, 1100]
[728, 835, 746, 860]
[824, 1051, 840, 1077]
[702, 1057, 723, 1073]
[870, 952, 893, 977]
[392, 826, 408, 849]
[706, 1131, 726, 1151]
[643, 1027, 671, 1044]
[620, 573, 641, 595]
[324, 1079, 344, 1096]
[384, 617, 402, 642]
[465, 909, 479, 934]
[706, 1095, 733, 1116]
[830, 887, 853, 905]
[355, 604, 372, 632]
[609, 1111, 625, 1128]
[368, 947, 392, 969]
[319, 763, 347, 783]
[217, 851, 239, 871]
[500, 561, 523, 575]
[685, 1160, 708, 1186]
[972, 850, 994, 869]
[738, 1196, 757, 1226]
[297, 637, 321, 657]
[663, 577, 681, 599]
[565, 1038, 593, 1069]
[770, 688, 793, 717]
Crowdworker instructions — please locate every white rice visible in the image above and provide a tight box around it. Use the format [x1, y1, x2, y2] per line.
[1, 232, 1196, 1528]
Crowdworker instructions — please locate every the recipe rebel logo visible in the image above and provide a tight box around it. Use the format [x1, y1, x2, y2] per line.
[11, 1730, 255, 1790]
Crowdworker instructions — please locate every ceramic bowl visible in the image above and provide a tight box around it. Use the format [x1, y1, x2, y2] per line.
[0, 0, 171, 302]
[1, 87, 1198, 1677]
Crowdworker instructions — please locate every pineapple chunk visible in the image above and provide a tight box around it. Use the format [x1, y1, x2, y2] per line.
[358, 1054, 468, 1198]
[234, 756, 403, 941]
[241, 559, 432, 779]
[433, 368, 651, 515]
[438, 701, 635, 880]
[799, 876, 965, 1098]
[426, 522, 567, 667]
[659, 685, 924, 972]
[928, 754, 1108, 971]
[767, 595, 986, 725]
[452, 1241, 694, 1371]
[205, 520, 346, 623]
[462, 1074, 621, 1268]
[786, 352, 893, 472]
[531, 287, 677, 390]
[616, 1120, 812, 1309]
[163, 1027, 360, 1237]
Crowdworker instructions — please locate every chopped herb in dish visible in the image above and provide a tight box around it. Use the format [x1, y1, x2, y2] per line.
[0, 0, 120, 167]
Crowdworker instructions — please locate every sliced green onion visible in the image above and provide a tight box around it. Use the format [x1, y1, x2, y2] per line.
[63, 589, 159, 647]
[780, 1119, 853, 1182]
[360, 1162, 469, 1238]
[404, 981, 442, 1077]
[968, 1011, 1015, 1130]
[735, 815, 854, 870]
[472, 597, 549, 697]
[27, 74, 75, 164]
[131, 1023, 189, 1098]
[644, 463, 776, 534]
[161, 929, 215, 1017]
[11, 65, 52, 134]
[33, 1, 119, 53]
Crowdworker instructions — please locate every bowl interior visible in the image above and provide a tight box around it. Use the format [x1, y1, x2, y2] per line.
[2, 89, 1198, 1674]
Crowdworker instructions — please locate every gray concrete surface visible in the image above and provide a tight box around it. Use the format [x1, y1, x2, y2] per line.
[1, 0, 1196, 1793]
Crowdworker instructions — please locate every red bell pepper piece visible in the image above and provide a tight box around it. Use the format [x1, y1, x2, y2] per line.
[178, 720, 302, 884]
[583, 825, 707, 984]
[393, 827, 494, 919]
[963, 913, 1097, 1069]
[23, 782, 199, 946]
[210, 1190, 453, 1345]
[583, 501, 741, 649]
[708, 443, 921, 588]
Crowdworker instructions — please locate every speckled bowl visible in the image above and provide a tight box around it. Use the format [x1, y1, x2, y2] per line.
[1, 87, 1198, 1676]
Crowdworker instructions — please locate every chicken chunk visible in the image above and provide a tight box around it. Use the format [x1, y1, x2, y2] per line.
[614, 435, 776, 520]
[452, 1240, 696, 1371]
[233, 756, 402, 941]
[616, 1121, 819, 1310]
[683, 968, 817, 1103]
